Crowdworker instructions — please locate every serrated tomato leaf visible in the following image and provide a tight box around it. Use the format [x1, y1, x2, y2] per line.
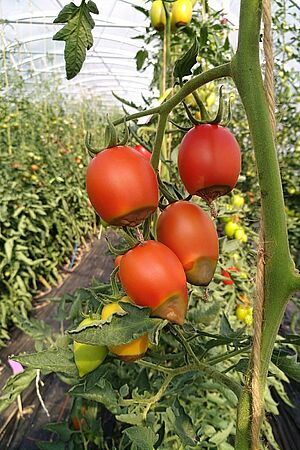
[69, 303, 161, 346]
[53, 1, 99, 79]
[123, 426, 158, 450]
[13, 348, 78, 377]
[0, 368, 36, 413]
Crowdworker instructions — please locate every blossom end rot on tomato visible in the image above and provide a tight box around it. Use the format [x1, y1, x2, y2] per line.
[157, 201, 218, 286]
[171, 0, 193, 29]
[150, 0, 166, 31]
[185, 257, 217, 286]
[153, 294, 187, 326]
[178, 125, 241, 203]
[86, 146, 159, 227]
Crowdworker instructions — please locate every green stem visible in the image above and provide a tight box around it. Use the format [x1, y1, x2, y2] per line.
[207, 344, 252, 366]
[137, 359, 242, 399]
[231, 0, 300, 448]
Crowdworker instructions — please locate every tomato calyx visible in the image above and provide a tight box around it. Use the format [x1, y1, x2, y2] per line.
[85, 117, 129, 157]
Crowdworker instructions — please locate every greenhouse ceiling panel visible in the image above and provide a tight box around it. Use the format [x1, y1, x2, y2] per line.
[0, 0, 156, 107]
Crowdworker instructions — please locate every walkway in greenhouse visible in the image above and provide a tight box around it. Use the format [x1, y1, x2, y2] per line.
[0, 234, 115, 450]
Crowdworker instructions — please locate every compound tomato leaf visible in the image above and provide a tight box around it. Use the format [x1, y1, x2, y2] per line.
[53, 1, 99, 79]
[123, 426, 158, 450]
[12, 349, 78, 377]
[69, 304, 160, 347]
[272, 352, 300, 382]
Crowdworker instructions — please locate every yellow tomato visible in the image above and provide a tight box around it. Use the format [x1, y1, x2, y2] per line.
[171, 0, 192, 29]
[150, 0, 166, 31]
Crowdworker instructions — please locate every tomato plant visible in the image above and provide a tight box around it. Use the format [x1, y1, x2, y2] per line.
[86, 146, 159, 227]
[178, 124, 241, 203]
[119, 240, 188, 325]
[157, 200, 219, 285]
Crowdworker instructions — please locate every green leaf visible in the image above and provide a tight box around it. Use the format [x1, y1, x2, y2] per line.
[209, 421, 234, 445]
[53, 1, 99, 79]
[43, 422, 72, 442]
[136, 49, 149, 71]
[70, 370, 120, 413]
[0, 369, 36, 413]
[69, 303, 161, 346]
[13, 348, 78, 377]
[173, 37, 199, 82]
[220, 314, 235, 337]
[171, 398, 197, 447]
[199, 25, 208, 48]
[4, 237, 14, 262]
[234, 358, 249, 374]
[272, 352, 300, 382]
[123, 426, 158, 450]
[116, 412, 144, 425]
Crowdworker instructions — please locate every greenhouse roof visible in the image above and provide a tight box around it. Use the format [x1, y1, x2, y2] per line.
[1, 1, 240, 108]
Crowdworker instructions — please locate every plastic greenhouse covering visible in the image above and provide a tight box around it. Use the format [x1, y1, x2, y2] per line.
[1, 0, 240, 107]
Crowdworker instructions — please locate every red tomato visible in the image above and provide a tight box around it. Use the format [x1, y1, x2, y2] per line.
[86, 146, 159, 227]
[178, 125, 241, 203]
[119, 241, 188, 325]
[157, 201, 219, 286]
[222, 267, 239, 285]
[133, 145, 152, 161]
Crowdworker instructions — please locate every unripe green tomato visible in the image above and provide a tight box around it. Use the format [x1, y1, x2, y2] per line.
[150, 0, 166, 31]
[287, 187, 296, 195]
[231, 194, 245, 208]
[74, 317, 108, 377]
[224, 221, 239, 238]
[234, 228, 248, 242]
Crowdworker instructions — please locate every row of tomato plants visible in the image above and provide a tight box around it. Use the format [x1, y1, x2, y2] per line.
[0, 73, 112, 346]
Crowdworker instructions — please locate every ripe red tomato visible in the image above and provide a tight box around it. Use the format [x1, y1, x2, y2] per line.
[222, 267, 239, 285]
[178, 125, 241, 203]
[157, 201, 219, 286]
[119, 241, 188, 325]
[86, 146, 159, 227]
[133, 145, 152, 161]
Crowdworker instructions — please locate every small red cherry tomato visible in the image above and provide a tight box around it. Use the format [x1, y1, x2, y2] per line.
[222, 267, 239, 285]
[178, 124, 241, 203]
[133, 145, 152, 161]
[119, 241, 188, 325]
[157, 201, 219, 286]
[86, 146, 159, 227]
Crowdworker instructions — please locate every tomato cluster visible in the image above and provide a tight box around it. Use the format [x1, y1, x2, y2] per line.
[84, 122, 241, 365]
[150, 0, 194, 32]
